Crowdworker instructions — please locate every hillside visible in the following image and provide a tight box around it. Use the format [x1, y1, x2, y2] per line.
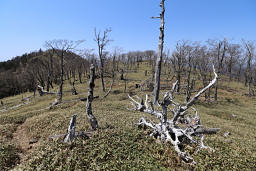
[0, 50, 88, 99]
[0, 62, 256, 170]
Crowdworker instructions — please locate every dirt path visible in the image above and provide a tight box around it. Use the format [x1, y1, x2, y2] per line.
[12, 121, 39, 162]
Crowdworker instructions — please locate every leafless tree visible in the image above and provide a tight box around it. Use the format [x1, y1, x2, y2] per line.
[208, 38, 227, 101]
[226, 43, 241, 81]
[197, 45, 211, 101]
[243, 40, 255, 96]
[45, 39, 84, 104]
[153, 0, 165, 104]
[103, 51, 116, 98]
[172, 41, 187, 93]
[94, 28, 112, 92]
[185, 44, 194, 102]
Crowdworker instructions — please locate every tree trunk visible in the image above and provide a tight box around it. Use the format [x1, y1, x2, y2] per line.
[100, 63, 105, 92]
[214, 78, 218, 101]
[186, 71, 191, 103]
[153, 0, 165, 104]
[86, 64, 98, 130]
[176, 71, 181, 93]
[78, 72, 82, 83]
[58, 52, 64, 103]
[46, 73, 50, 92]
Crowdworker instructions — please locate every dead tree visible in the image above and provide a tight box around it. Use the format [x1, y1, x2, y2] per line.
[185, 45, 193, 102]
[86, 64, 98, 130]
[45, 50, 54, 92]
[103, 53, 116, 98]
[172, 41, 187, 93]
[128, 66, 219, 163]
[71, 82, 78, 95]
[37, 85, 56, 96]
[226, 43, 241, 81]
[64, 114, 77, 142]
[153, 0, 165, 104]
[243, 40, 255, 96]
[94, 28, 112, 92]
[45, 39, 84, 105]
[120, 69, 124, 80]
[49, 114, 89, 143]
[208, 39, 227, 101]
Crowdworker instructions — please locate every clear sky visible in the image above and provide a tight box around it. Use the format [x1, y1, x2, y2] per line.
[0, 0, 255, 61]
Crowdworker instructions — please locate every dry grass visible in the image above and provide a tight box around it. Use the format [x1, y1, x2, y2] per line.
[0, 62, 256, 170]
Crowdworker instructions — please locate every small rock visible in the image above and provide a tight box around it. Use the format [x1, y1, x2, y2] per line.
[29, 138, 39, 144]
[223, 132, 231, 137]
[231, 114, 237, 118]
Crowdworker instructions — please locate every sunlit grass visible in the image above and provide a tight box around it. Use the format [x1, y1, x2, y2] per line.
[0, 62, 256, 170]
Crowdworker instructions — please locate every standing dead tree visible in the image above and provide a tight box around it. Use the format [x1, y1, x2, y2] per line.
[44, 50, 54, 92]
[103, 52, 116, 98]
[172, 41, 187, 93]
[185, 45, 193, 103]
[243, 40, 255, 96]
[208, 39, 227, 101]
[153, 0, 165, 104]
[71, 82, 78, 95]
[128, 66, 219, 163]
[45, 39, 84, 107]
[86, 64, 98, 130]
[94, 28, 112, 92]
[226, 43, 241, 82]
[49, 65, 98, 142]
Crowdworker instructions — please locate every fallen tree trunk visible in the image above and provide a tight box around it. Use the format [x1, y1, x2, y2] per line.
[37, 85, 57, 96]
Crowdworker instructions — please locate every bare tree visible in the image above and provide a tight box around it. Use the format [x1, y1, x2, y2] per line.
[45, 39, 84, 104]
[172, 41, 187, 93]
[43, 50, 54, 92]
[103, 49, 118, 98]
[94, 28, 112, 92]
[197, 45, 211, 101]
[153, 0, 165, 104]
[226, 43, 241, 81]
[208, 38, 227, 101]
[243, 40, 255, 96]
[185, 44, 194, 102]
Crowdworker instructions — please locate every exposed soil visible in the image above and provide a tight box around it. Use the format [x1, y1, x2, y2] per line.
[12, 120, 39, 162]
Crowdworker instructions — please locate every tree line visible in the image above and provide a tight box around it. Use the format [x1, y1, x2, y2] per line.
[0, 38, 255, 99]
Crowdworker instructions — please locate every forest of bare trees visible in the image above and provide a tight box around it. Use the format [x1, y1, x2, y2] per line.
[0, 38, 255, 99]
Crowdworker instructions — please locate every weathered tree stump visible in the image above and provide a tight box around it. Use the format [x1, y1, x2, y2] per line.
[64, 114, 77, 143]
[71, 82, 78, 95]
[49, 114, 89, 142]
[86, 64, 98, 130]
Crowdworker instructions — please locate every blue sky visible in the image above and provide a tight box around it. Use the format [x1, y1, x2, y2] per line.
[0, 0, 255, 61]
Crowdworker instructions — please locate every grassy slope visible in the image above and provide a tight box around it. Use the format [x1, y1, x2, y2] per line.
[0, 63, 256, 170]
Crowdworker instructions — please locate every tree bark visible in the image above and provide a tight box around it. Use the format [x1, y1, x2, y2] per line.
[86, 64, 98, 130]
[153, 0, 165, 104]
[64, 114, 77, 143]
[58, 51, 64, 103]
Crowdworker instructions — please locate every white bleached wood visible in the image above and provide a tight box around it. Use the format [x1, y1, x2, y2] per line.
[64, 114, 77, 143]
[128, 66, 220, 163]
